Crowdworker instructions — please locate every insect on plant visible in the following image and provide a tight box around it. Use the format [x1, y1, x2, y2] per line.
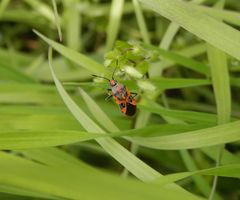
[93, 66, 137, 116]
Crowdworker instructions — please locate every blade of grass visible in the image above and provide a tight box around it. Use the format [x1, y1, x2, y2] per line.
[150, 77, 211, 90]
[130, 120, 240, 150]
[132, 0, 150, 44]
[0, 152, 204, 200]
[156, 164, 240, 186]
[51, 0, 62, 42]
[79, 88, 119, 132]
[33, 30, 107, 74]
[195, 4, 240, 27]
[0, 130, 102, 150]
[139, 0, 240, 61]
[139, 101, 217, 125]
[105, 0, 125, 51]
[142, 43, 210, 75]
[63, 0, 81, 51]
[23, 0, 55, 23]
[206, 1, 231, 199]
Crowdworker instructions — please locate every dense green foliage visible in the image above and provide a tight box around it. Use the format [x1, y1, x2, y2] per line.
[0, 0, 240, 199]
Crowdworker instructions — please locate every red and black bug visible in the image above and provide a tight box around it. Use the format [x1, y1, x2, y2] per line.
[93, 68, 137, 116]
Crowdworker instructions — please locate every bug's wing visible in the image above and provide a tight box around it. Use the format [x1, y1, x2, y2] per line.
[125, 103, 136, 116]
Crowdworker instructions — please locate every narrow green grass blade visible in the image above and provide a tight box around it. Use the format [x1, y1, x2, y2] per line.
[116, 123, 210, 137]
[132, 0, 150, 44]
[150, 78, 211, 90]
[206, 2, 231, 198]
[179, 150, 219, 199]
[23, 0, 55, 23]
[159, 22, 179, 49]
[0, 65, 36, 83]
[0, 130, 102, 150]
[105, 0, 125, 51]
[0, 184, 58, 200]
[157, 43, 207, 72]
[207, 46, 231, 124]
[195, 5, 240, 27]
[16, 147, 93, 168]
[201, 147, 240, 165]
[79, 88, 119, 132]
[139, 0, 240, 61]
[64, 1, 81, 50]
[130, 120, 240, 150]
[142, 43, 210, 75]
[156, 164, 240, 186]
[139, 101, 217, 124]
[0, 152, 203, 200]
[51, 0, 62, 42]
[33, 30, 107, 74]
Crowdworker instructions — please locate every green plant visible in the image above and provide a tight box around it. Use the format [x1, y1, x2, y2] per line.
[0, 0, 240, 200]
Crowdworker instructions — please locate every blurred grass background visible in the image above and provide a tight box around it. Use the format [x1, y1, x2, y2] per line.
[0, 0, 240, 200]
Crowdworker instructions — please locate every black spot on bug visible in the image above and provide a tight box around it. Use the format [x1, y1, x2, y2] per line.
[125, 103, 136, 116]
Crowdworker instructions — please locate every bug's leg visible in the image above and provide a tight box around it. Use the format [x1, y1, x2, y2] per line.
[105, 88, 113, 101]
[130, 92, 138, 98]
[105, 94, 113, 101]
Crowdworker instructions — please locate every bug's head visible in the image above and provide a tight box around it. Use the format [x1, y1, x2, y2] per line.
[109, 79, 117, 87]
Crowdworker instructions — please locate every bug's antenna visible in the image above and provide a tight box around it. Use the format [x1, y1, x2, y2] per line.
[112, 59, 119, 79]
[92, 74, 110, 81]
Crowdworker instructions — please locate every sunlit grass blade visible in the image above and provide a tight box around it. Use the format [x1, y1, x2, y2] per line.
[0, 152, 203, 200]
[139, 0, 240, 61]
[63, 1, 81, 51]
[132, 0, 150, 44]
[142, 43, 210, 75]
[195, 4, 240, 27]
[33, 30, 107, 74]
[201, 147, 240, 165]
[139, 100, 217, 124]
[130, 120, 240, 150]
[51, 0, 62, 42]
[0, 130, 102, 150]
[79, 88, 119, 132]
[179, 150, 220, 199]
[156, 164, 240, 186]
[207, 2, 231, 198]
[106, 0, 124, 51]
[16, 147, 94, 168]
[150, 78, 211, 90]
[0, 65, 36, 83]
[207, 46, 231, 124]
[23, 0, 55, 23]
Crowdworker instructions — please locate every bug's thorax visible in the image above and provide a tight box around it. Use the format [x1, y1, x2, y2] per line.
[111, 82, 127, 100]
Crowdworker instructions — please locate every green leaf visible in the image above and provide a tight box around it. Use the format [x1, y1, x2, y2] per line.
[139, 100, 217, 124]
[139, 0, 240, 61]
[0, 152, 203, 200]
[33, 30, 107, 74]
[150, 77, 211, 90]
[142, 43, 210, 75]
[130, 120, 240, 150]
[0, 130, 103, 150]
[156, 164, 240, 186]
[106, 0, 125, 51]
